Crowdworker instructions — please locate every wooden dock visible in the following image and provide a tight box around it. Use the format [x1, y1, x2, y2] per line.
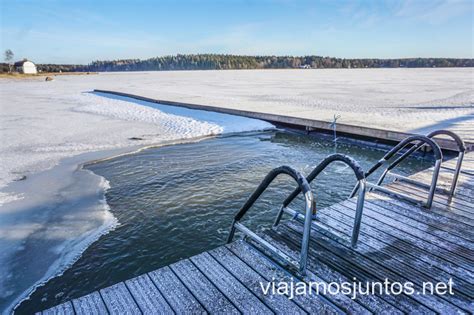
[93, 89, 474, 152]
[39, 152, 474, 314]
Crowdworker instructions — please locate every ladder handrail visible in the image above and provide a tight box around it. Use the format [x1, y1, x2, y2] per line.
[351, 135, 443, 208]
[383, 130, 465, 196]
[274, 154, 367, 247]
[365, 135, 443, 178]
[227, 165, 314, 275]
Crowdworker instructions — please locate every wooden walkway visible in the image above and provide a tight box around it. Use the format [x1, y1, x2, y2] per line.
[93, 89, 474, 152]
[39, 153, 474, 314]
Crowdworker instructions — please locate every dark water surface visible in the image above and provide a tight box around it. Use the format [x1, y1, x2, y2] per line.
[18, 131, 431, 313]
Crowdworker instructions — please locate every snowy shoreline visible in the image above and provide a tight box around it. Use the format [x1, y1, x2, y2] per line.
[0, 84, 273, 313]
[4, 136, 218, 314]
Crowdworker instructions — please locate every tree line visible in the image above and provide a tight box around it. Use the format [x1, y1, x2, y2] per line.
[85, 55, 473, 71]
[2, 54, 473, 73]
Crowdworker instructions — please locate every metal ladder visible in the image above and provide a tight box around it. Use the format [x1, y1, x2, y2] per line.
[227, 166, 314, 275]
[274, 154, 366, 248]
[227, 154, 367, 276]
[350, 130, 465, 208]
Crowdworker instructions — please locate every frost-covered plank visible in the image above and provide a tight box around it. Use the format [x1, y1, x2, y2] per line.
[260, 231, 404, 314]
[170, 258, 238, 314]
[284, 221, 474, 311]
[148, 266, 205, 314]
[390, 179, 474, 212]
[329, 199, 474, 268]
[125, 274, 173, 314]
[346, 197, 474, 252]
[191, 252, 272, 314]
[317, 201, 474, 283]
[357, 197, 474, 260]
[41, 301, 74, 315]
[100, 282, 140, 314]
[368, 188, 474, 227]
[209, 245, 304, 314]
[356, 193, 474, 240]
[411, 169, 474, 199]
[387, 182, 474, 216]
[72, 291, 107, 315]
[390, 178, 474, 212]
[249, 232, 375, 314]
[226, 241, 338, 314]
[307, 202, 474, 296]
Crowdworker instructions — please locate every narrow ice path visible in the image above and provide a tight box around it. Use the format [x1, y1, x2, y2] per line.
[0, 88, 273, 314]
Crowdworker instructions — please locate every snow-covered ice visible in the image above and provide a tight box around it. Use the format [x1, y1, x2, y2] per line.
[0, 68, 472, 313]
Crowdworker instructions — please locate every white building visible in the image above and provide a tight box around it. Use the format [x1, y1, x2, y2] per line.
[14, 60, 37, 74]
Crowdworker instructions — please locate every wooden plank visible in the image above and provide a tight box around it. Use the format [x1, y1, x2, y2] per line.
[285, 221, 474, 308]
[252, 234, 394, 314]
[41, 301, 75, 315]
[413, 169, 474, 199]
[190, 252, 273, 314]
[386, 182, 474, 216]
[148, 266, 206, 314]
[391, 175, 474, 210]
[307, 201, 474, 293]
[356, 193, 474, 240]
[271, 226, 469, 314]
[170, 258, 239, 314]
[125, 274, 173, 314]
[331, 197, 474, 265]
[100, 282, 140, 314]
[391, 179, 474, 212]
[263, 229, 437, 314]
[72, 291, 107, 315]
[208, 245, 305, 314]
[226, 241, 339, 314]
[368, 188, 474, 228]
[347, 197, 474, 252]
[319, 201, 474, 283]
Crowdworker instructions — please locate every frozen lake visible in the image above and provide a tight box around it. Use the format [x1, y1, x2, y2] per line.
[0, 68, 472, 313]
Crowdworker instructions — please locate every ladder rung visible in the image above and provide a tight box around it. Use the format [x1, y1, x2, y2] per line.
[441, 165, 474, 176]
[367, 183, 425, 206]
[284, 207, 348, 242]
[234, 222, 300, 270]
[388, 172, 431, 189]
[389, 172, 452, 195]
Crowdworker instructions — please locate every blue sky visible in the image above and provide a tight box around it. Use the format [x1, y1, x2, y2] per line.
[1, 0, 473, 64]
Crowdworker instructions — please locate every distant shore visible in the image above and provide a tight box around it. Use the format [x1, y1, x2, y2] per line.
[0, 72, 98, 79]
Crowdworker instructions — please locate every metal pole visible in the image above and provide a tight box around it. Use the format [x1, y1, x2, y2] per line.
[351, 180, 366, 247]
[449, 151, 464, 196]
[426, 159, 442, 208]
[273, 204, 285, 227]
[329, 114, 340, 151]
[299, 192, 314, 275]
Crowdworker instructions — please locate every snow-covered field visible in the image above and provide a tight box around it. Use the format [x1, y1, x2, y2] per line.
[0, 68, 472, 312]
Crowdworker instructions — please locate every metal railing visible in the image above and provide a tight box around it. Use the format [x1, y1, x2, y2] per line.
[227, 154, 367, 275]
[350, 135, 443, 208]
[227, 166, 315, 275]
[274, 154, 366, 247]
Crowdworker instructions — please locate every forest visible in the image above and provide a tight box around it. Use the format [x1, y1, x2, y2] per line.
[85, 55, 474, 71]
[1, 54, 473, 73]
